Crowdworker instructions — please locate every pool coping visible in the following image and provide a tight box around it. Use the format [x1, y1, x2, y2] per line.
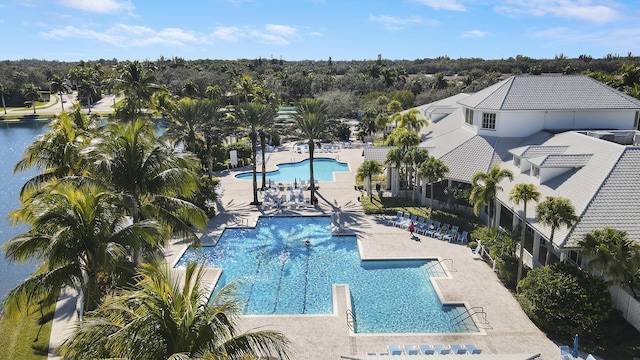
[233, 156, 351, 183]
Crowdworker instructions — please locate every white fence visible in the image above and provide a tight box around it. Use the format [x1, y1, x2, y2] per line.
[610, 284, 640, 332]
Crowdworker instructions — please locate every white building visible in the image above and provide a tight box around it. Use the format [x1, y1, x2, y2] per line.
[373, 75, 640, 267]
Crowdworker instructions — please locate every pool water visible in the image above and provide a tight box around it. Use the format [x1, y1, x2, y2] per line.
[234, 157, 349, 183]
[176, 216, 476, 334]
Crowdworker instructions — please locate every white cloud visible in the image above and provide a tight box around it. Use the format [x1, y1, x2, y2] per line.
[56, 0, 134, 14]
[210, 24, 301, 46]
[461, 29, 489, 38]
[494, 0, 622, 25]
[369, 15, 424, 31]
[41, 24, 200, 47]
[530, 25, 640, 54]
[411, 0, 466, 11]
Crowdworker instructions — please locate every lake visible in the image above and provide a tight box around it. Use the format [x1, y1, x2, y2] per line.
[0, 121, 49, 301]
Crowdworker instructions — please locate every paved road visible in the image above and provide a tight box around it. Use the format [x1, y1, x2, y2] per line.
[3, 91, 120, 117]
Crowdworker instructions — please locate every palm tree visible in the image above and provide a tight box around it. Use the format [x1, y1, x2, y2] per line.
[536, 196, 579, 265]
[61, 259, 291, 359]
[115, 60, 159, 117]
[22, 83, 39, 114]
[235, 102, 275, 205]
[385, 147, 406, 198]
[419, 156, 449, 211]
[258, 106, 277, 190]
[399, 108, 428, 133]
[405, 147, 429, 203]
[234, 74, 258, 104]
[469, 165, 514, 234]
[13, 104, 96, 198]
[182, 80, 199, 98]
[50, 74, 71, 111]
[3, 182, 163, 313]
[0, 82, 8, 114]
[205, 84, 222, 102]
[294, 98, 330, 205]
[357, 160, 382, 198]
[509, 183, 540, 283]
[578, 228, 640, 290]
[165, 98, 216, 154]
[84, 120, 207, 254]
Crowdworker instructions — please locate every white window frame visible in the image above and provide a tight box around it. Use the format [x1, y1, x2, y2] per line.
[532, 166, 540, 178]
[514, 157, 521, 167]
[482, 112, 496, 130]
[635, 111, 640, 130]
[465, 108, 474, 125]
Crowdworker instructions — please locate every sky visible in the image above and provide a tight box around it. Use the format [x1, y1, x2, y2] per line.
[1, 0, 640, 62]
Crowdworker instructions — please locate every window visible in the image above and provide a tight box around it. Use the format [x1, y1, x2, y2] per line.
[514, 157, 521, 167]
[482, 112, 496, 130]
[532, 166, 540, 178]
[465, 108, 474, 125]
[635, 111, 640, 130]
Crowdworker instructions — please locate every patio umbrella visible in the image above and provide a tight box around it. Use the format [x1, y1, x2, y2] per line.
[572, 334, 579, 358]
[294, 178, 298, 189]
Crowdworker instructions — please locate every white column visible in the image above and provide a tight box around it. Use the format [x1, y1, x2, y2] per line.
[421, 180, 428, 206]
[532, 232, 541, 268]
[494, 202, 502, 229]
[391, 166, 399, 197]
[512, 211, 519, 230]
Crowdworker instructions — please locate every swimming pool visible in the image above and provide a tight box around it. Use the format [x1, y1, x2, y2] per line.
[176, 216, 477, 334]
[234, 157, 349, 183]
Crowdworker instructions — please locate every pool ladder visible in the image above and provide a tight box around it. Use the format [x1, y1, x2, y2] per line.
[450, 306, 492, 329]
[346, 309, 356, 332]
[424, 258, 457, 274]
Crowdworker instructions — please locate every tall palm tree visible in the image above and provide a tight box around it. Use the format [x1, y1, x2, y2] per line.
[419, 156, 449, 211]
[398, 108, 428, 133]
[61, 259, 291, 359]
[509, 183, 540, 283]
[357, 160, 382, 198]
[469, 165, 514, 234]
[536, 196, 579, 265]
[22, 83, 39, 114]
[385, 146, 406, 198]
[182, 80, 199, 98]
[165, 98, 216, 154]
[13, 104, 96, 198]
[84, 120, 207, 253]
[235, 102, 275, 205]
[50, 74, 71, 111]
[205, 84, 222, 102]
[294, 98, 330, 205]
[234, 74, 258, 104]
[405, 147, 429, 203]
[115, 60, 159, 118]
[3, 182, 163, 314]
[0, 82, 8, 114]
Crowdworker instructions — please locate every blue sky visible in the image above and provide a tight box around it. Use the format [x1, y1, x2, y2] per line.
[1, 0, 639, 62]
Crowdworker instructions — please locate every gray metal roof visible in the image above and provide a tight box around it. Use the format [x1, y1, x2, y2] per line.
[509, 145, 569, 158]
[457, 75, 640, 111]
[527, 154, 592, 168]
[565, 148, 640, 248]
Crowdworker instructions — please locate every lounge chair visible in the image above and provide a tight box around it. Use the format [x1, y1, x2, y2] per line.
[559, 346, 571, 355]
[395, 213, 410, 228]
[404, 344, 419, 355]
[433, 344, 450, 355]
[464, 344, 482, 354]
[450, 344, 466, 354]
[387, 345, 402, 355]
[457, 231, 469, 244]
[425, 221, 441, 237]
[585, 355, 596, 360]
[418, 344, 434, 355]
[401, 214, 418, 229]
[443, 225, 459, 242]
[434, 224, 450, 239]
[416, 219, 432, 235]
[387, 211, 403, 226]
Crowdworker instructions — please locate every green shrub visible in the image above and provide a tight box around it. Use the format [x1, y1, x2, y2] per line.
[517, 262, 613, 338]
[495, 255, 519, 288]
[468, 241, 477, 250]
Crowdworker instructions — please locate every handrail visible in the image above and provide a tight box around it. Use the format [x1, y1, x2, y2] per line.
[346, 309, 356, 332]
[425, 258, 456, 273]
[450, 306, 491, 328]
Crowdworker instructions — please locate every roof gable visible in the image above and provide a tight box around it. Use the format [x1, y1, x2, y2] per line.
[458, 75, 640, 111]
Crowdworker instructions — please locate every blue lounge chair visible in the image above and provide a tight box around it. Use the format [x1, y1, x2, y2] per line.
[464, 344, 482, 354]
[457, 231, 469, 244]
[418, 344, 434, 355]
[387, 345, 402, 355]
[443, 225, 459, 242]
[395, 213, 410, 228]
[433, 344, 450, 355]
[425, 221, 441, 237]
[416, 220, 431, 235]
[387, 211, 403, 226]
[450, 344, 466, 354]
[435, 223, 450, 239]
[401, 214, 418, 229]
[404, 344, 419, 355]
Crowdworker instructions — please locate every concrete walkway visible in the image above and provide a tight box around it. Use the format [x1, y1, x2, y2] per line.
[48, 142, 566, 360]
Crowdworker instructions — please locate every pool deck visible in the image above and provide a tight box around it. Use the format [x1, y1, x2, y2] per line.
[163, 143, 563, 360]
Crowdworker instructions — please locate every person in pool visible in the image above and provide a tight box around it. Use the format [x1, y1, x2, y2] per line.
[303, 238, 312, 245]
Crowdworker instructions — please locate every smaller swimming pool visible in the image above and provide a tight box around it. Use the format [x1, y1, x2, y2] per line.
[235, 157, 349, 183]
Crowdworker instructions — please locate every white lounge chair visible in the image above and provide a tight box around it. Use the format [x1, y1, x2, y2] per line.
[450, 344, 466, 354]
[404, 344, 419, 355]
[418, 344, 434, 355]
[387, 345, 402, 355]
[433, 344, 450, 355]
[464, 344, 482, 354]
[457, 231, 469, 244]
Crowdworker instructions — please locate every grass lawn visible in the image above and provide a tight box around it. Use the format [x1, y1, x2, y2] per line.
[0, 295, 57, 360]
